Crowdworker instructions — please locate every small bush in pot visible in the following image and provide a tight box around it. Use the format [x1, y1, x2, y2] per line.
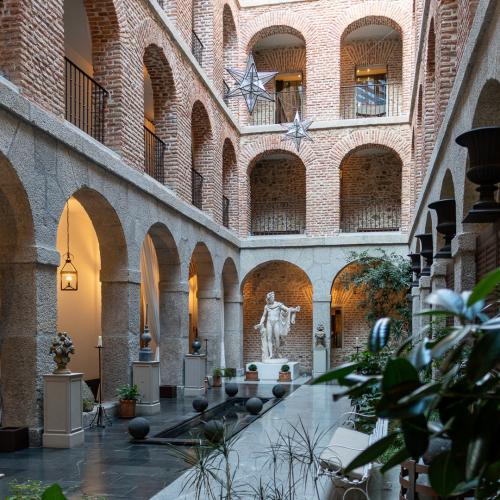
[212, 367, 222, 387]
[116, 384, 140, 418]
[245, 363, 259, 381]
[223, 367, 236, 379]
[279, 364, 291, 382]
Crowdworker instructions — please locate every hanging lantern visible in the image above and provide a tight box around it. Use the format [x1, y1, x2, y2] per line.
[60, 201, 78, 291]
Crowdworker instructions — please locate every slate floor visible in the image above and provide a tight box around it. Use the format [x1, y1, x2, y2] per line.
[0, 382, 303, 499]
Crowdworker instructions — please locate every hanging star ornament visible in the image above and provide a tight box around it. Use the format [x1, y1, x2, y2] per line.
[281, 111, 314, 152]
[225, 54, 278, 114]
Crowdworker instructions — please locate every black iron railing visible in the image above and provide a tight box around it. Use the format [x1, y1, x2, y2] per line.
[223, 196, 230, 228]
[223, 80, 230, 106]
[65, 57, 108, 143]
[340, 204, 401, 232]
[340, 82, 402, 119]
[251, 201, 305, 235]
[249, 88, 304, 126]
[192, 168, 203, 209]
[144, 126, 166, 183]
[192, 30, 204, 66]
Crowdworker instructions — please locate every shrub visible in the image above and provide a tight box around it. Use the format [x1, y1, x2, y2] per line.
[223, 367, 236, 378]
[248, 364, 257, 372]
[281, 364, 290, 372]
[116, 384, 140, 401]
[213, 367, 222, 377]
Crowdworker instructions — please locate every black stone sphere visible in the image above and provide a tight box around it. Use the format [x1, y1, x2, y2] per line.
[225, 382, 238, 397]
[203, 420, 224, 443]
[192, 396, 208, 413]
[272, 384, 286, 399]
[128, 417, 150, 440]
[246, 397, 263, 415]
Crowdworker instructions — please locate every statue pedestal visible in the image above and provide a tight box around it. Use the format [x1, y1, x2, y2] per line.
[184, 354, 206, 396]
[133, 361, 160, 415]
[313, 349, 328, 378]
[43, 373, 84, 448]
[246, 361, 300, 381]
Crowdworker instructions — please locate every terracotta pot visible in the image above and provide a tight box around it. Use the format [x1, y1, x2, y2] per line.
[119, 399, 137, 418]
[278, 371, 291, 382]
[212, 375, 222, 387]
[245, 371, 259, 381]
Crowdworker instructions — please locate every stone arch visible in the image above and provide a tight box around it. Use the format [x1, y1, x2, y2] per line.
[423, 18, 437, 168]
[143, 43, 178, 188]
[471, 79, 500, 128]
[416, 84, 424, 192]
[440, 169, 456, 200]
[191, 100, 215, 215]
[222, 138, 238, 230]
[223, 3, 238, 75]
[192, 0, 214, 76]
[241, 260, 313, 373]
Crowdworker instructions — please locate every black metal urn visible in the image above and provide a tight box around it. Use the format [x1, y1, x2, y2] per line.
[416, 233, 433, 276]
[408, 253, 421, 287]
[456, 126, 500, 223]
[191, 337, 202, 355]
[428, 199, 456, 259]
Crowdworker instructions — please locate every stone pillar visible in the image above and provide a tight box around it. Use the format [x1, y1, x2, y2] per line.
[223, 293, 243, 371]
[198, 289, 222, 374]
[411, 287, 421, 335]
[133, 361, 160, 415]
[431, 260, 450, 294]
[313, 295, 332, 371]
[101, 270, 141, 401]
[452, 232, 477, 292]
[159, 281, 189, 386]
[418, 276, 432, 329]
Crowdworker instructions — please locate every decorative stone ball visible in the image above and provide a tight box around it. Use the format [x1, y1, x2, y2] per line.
[203, 420, 224, 443]
[225, 383, 238, 398]
[192, 396, 208, 413]
[128, 417, 150, 440]
[272, 384, 286, 399]
[246, 397, 263, 415]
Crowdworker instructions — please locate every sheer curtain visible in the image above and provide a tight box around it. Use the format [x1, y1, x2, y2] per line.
[140, 235, 160, 360]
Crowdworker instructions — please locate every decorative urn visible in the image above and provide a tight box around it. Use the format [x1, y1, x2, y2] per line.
[139, 324, 154, 362]
[416, 233, 433, 277]
[191, 337, 202, 355]
[408, 253, 421, 287]
[49, 331, 75, 374]
[456, 126, 500, 223]
[428, 199, 456, 259]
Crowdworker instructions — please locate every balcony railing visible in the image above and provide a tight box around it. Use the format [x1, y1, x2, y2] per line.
[65, 57, 108, 143]
[340, 82, 402, 119]
[249, 88, 304, 126]
[192, 30, 204, 66]
[192, 168, 203, 209]
[144, 126, 166, 183]
[251, 201, 305, 235]
[340, 205, 401, 232]
[223, 196, 230, 228]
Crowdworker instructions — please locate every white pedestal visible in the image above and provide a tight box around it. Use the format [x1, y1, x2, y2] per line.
[246, 361, 300, 381]
[184, 354, 206, 396]
[133, 361, 160, 415]
[43, 373, 84, 448]
[313, 349, 328, 378]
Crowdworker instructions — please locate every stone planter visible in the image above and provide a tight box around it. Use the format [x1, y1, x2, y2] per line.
[245, 371, 259, 381]
[0, 427, 29, 452]
[119, 399, 137, 418]
[278, 371, 291, 382]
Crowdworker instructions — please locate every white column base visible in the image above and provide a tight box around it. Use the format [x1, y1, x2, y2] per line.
[43, 429, 84, 448]
[136, 402, 161, 415]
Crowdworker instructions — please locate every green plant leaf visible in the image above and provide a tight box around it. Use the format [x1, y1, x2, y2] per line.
[466, 331, 500, 382]
[466, 436, 489, 481]
[381, 446, 411, 473]
[369, 317, 391, 353]
[311, 362, 359, 384]
[428, 451, 464, 497]
[431, 325, 472, 359]
[398, 382, 441, 406]
[42, 484, 67, 500]
[402, 414, 429, 459]
[416, 309, 456, 317]
[480, 316, 500, 330]
[344, 433, 399, 473]
[426, 289, 464, 315]
[467, 267, 500, 307]
[382, 358, 420, 393]
[407, 339, 432, 370]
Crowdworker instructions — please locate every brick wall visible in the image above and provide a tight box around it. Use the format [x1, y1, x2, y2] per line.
[242, 262, 313, 373]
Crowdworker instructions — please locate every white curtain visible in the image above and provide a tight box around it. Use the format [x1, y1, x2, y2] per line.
[140, 235, 160, 359]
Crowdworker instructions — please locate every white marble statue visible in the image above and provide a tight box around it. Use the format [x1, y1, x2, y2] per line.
[254, 291, 300, 362]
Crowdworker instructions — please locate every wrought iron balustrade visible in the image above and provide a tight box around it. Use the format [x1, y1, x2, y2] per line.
[340, 82, 402, 119]
[65, 57, 108, 143]
[340, 204, 401, 233]
[251, 201, 305, 235]
[192, 30, 204, 66]
[249, 88, 304, 126]
[192, 168, 203, 209]
[144, 126, 166, 184]
[223, 196, 230, 228]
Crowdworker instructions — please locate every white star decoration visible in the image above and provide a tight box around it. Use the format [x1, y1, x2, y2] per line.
[281, 111, 314, 152]
[225, 54, 278, 114]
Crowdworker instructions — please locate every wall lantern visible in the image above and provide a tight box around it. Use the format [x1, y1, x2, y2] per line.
[408, 253, 421, 287]
[60, 201, 78, 291]
[416, 233, 433, 277]
[428, 198, 456, 259]
[457, 126, 500, 224]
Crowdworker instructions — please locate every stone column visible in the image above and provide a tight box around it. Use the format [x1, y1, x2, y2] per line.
[418, 276, 432, 329]
[100, 269, 140, 401]
[198, 289, 222, 374]
[452, 232, 477, 292]
[158, 280, 189, 386]
[411, 287, 421, 335]
[223, 293, 243, 371]
[312, 294, 332, 372]
[431, 260, 450, 294]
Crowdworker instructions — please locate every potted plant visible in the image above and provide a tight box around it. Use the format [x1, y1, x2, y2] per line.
[223, 367, 236, 379]
[278, 364, 291, 382]
[245, 364, 259, 381]
[116, 384, 140, 418]
[212, 367, 222, 387]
